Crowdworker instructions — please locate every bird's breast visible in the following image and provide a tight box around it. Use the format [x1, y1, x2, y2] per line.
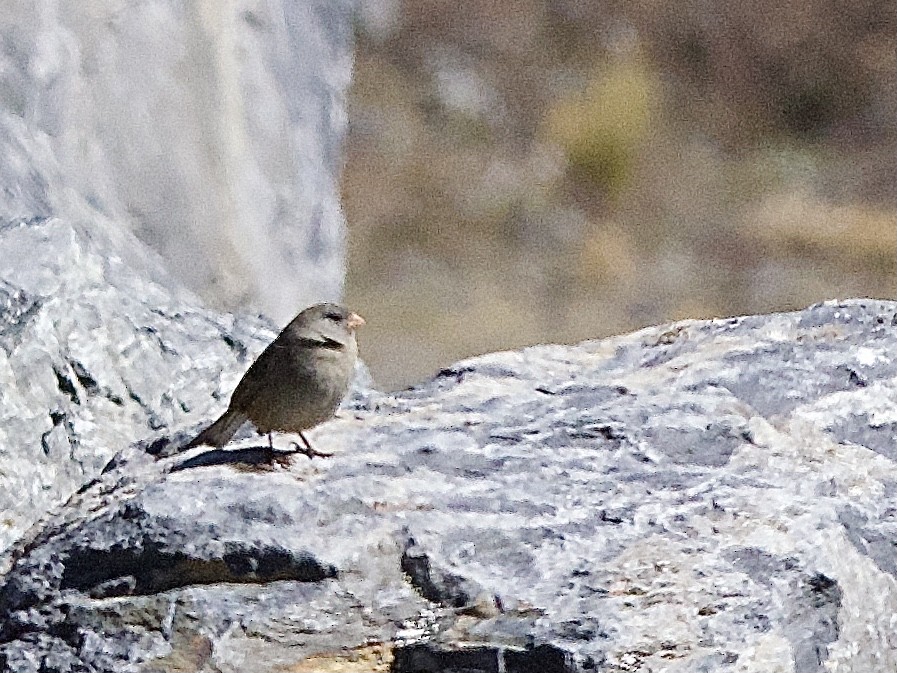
[238, 337, 356, 434]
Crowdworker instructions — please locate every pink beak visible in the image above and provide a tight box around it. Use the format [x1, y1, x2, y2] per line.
[347, 312, 365, 330]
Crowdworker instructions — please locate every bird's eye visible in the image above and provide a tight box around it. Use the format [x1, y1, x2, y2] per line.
[325, 312, 343, 322]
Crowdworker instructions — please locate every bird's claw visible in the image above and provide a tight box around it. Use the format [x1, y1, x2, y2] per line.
[287, 441, 334, 459]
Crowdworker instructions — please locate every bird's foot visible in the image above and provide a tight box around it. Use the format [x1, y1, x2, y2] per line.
[286, 441, 334, 460]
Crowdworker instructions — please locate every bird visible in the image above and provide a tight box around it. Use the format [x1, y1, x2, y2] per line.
[185, 303, 365, 457]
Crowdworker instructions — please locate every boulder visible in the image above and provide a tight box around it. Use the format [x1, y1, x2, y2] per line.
[0, 216, 274, 553]
[1, 249, 895, 671]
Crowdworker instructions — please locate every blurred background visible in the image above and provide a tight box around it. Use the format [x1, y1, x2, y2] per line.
[342, 0, 896, 389]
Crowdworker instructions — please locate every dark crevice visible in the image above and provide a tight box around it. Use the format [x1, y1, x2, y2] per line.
[46, 610, 83, 650]
[53, 367, 80, 404]
[140, 435, 175, 458]
[123, 383, 164, 429]
[75, 477, 102, 495]
[68, 360, 99, 396]
[806, 573, 839, 603]
[392, 644, 499, 672]
[435, 366, 475, 384]
[52, 361, 124, 408]
[0, 618, 29, 648]
[40, 410, 67, 455]
[391, 644, 573, 673]
[70, 359, 126, 406]
[139, 325, 179, 356]
[124, 384, 145, 406]
[221, 332, 248, 360]
[400, 539, 469, 609]
[0, 579, 42, 637]
[505, 645, 571, 672]
[60, 539, 335, 598]
[40, 409, 78, 458]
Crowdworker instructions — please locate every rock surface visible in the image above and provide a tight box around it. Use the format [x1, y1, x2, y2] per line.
[0, 0, 353, 320]
[0, 217, 275, 553]
[1, 254, 895, 671]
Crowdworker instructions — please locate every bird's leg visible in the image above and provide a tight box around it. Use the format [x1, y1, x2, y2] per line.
[267, 432, 273, 449]
[287, 431, 334, 459]
[299, 431, 313, 452]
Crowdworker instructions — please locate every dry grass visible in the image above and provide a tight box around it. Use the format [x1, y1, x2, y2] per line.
[343, 1, 895, 389]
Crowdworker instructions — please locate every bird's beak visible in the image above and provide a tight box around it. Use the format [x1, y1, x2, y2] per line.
[347, 312, 366, 330]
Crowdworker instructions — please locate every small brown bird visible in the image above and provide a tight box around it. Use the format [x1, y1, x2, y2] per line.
[186, 303, 365, 457]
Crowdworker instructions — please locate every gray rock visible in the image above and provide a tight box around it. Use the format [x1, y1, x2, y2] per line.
[1, 276, 895, 670]
[0, 0, 353, 321]
[0, 216, 275, 553]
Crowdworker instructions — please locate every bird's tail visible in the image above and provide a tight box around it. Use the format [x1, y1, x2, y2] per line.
[184, 408, 248, 450]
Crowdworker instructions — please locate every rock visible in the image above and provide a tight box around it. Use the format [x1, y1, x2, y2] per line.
[1, 288, 895, 671]
[0, 0, 353, 321]
[0, 216, 276, 553]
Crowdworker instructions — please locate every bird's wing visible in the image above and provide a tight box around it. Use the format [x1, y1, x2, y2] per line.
[229, 341, 285, 408]
[229, 332, 344, 408]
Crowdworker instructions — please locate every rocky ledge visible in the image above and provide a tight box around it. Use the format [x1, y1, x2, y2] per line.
[1, 227, 896, 673]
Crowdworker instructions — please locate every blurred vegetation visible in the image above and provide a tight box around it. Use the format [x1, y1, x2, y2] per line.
[543, 57, 657, 200]
[342, 0, 895, 389]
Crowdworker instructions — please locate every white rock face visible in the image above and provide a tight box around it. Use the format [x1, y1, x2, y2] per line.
[0, 0, 354, 320]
